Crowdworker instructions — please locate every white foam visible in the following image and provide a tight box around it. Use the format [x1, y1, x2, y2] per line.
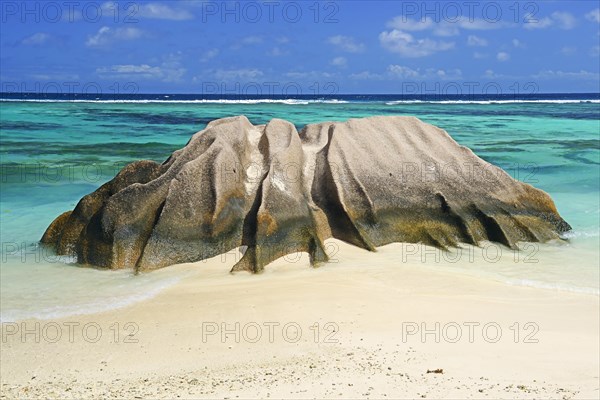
[0, 98, 314, 105]
[2, 98, 596, 105]
[560, 229, 600, 239]
[502, 278, 600, 296]
[0, 275, 181, 323]
[385, 99, 600, 105]
[314, 99, 350, 104]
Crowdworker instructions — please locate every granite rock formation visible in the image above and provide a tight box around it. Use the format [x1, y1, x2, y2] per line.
[41, 116, 571, 272]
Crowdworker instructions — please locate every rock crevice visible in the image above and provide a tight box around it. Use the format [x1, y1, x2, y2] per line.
[41, 115, 571, 272]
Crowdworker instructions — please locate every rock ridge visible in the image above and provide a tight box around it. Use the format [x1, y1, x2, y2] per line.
[41, 115, 571, 272]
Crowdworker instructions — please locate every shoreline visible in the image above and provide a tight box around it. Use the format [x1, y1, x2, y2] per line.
[2, 238, 598, 324]
[2, 240, 599, 399]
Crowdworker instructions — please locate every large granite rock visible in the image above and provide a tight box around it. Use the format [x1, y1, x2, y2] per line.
[41, 116, 571, 272]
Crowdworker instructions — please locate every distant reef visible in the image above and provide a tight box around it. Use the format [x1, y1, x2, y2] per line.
[41, 115, 571, 272]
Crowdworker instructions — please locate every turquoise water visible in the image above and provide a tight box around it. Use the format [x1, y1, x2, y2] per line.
[1, 100, 599, 321]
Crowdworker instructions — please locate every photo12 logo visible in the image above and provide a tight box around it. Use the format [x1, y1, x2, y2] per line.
[198, 81, 339, 97]
[398, 1, 541, 24]
[200, 1, 340, 24]
[1, 81, 139, 98]
[1, 2, 141, 23]
[399, 242, 540, 264]
[201, 321, 340, 344]
[401, 321, 540, 344]
[398, 81, 539, 100]
[2, 321, 140, 344]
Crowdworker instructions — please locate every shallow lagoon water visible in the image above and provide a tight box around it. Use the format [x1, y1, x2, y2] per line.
[1, 99, 598, 321]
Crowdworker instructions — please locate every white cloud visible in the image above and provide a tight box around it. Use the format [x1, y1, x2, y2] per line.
[86, 26, 144, 47]
[99, 2, 193, 21]
[467, 35, 487, 47]
[213, 68, 264, 80]
[30, 73, 80, 80]
[432, 68, 462, 80]
[96, 53, 185, 82]
[331, 57, 347, 67]
[387, 65, 420, 78]
[387, 65, 462, 80]
[484, 69, 498, 79]
[590, 46, 600, 57]
[512, 39, 525, 48]
[386, 16, 434, 31]
[524, 12, 576, 30]
[159, 52, 186, 82]
[560, 47, 577, 56]
[457, 18, 507, 30]
[496, 52, 510, 62]
[348, 71, 384, 80]
[386, 16, 505, 36]
[284, 71, 337, 80]
[267, 47, 289, 57]
[200, 49, 219, 62]
[585, 8, 600, 23]
[21, 33, 50, 46]
[231, 36, 263, 49]
[327, 35, 365, 53]
[134, 2, 194, 20]
[349, 66, 462, 80]
[552, 12, 577, 30]
[267, 37, 290, 56]
[242, 36, 263, 45]
[473, 52, 488, 59]
[524, 16, 553, 30]
[482, 70, 522, 80]
[379, 29, 454, 57]
[97, 64, 163, 79]
[533, 70, 600, 80]
[381, 15, 509, 57]
[432, 24, 460, 37]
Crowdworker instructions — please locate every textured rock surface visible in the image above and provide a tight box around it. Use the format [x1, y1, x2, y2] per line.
[41, 115, 571, 272]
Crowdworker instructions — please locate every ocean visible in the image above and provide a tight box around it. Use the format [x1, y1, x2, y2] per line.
[1, 93, 599, 321]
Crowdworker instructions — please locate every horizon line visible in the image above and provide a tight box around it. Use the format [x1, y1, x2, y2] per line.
[1, 92, 599, 96]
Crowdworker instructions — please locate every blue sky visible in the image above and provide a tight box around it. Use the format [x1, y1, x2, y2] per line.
[1, 0, 599, 94]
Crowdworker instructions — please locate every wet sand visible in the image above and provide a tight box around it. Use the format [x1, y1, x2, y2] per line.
[1, 240, 598, 399]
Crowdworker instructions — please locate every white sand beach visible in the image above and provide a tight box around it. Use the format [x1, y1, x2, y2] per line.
[1, 240, 598, 399]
